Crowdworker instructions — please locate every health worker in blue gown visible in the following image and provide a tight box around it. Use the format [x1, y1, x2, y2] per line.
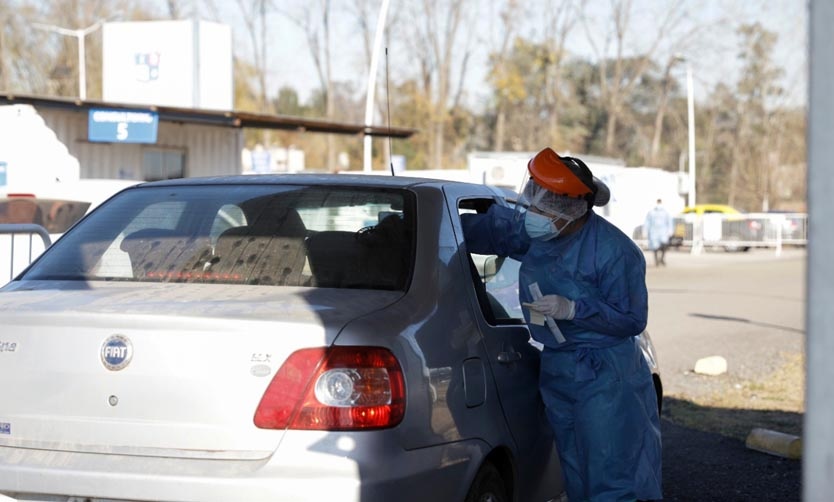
[461, 147, 662, 502]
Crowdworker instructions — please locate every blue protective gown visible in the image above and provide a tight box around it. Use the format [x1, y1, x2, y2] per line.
[462, 205, 662, 502]
[644, 206, 674, 251]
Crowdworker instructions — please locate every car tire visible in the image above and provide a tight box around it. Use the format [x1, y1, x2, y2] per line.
[653, 374, 664, 415]
[723, 245, 751, 253]
[465, 461, 508, 502]
[722, 237, 747, 253]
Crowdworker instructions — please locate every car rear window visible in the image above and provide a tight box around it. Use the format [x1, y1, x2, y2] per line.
[0, 198, 91, 233]
[20, 184, 414, 291]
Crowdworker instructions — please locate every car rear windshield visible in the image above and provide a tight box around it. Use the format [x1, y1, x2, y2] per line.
[0, 198, 92, 233]
[21, 184, 415, 291]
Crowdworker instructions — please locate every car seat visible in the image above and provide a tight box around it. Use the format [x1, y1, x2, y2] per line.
[305, 214, 409, 290]
[210, 205, 309, 285]
[120, 228, 210, 280]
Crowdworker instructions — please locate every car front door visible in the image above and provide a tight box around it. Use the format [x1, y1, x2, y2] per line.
[447, 191, 563, 501]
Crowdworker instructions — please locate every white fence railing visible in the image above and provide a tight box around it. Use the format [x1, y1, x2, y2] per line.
[0, 224, 52, 285]
[633, 213, 807, 255]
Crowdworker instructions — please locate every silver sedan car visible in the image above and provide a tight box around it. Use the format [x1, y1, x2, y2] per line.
[0, 174, 661, 502]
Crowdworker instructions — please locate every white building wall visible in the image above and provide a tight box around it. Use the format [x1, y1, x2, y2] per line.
[37, 108, 241, 180]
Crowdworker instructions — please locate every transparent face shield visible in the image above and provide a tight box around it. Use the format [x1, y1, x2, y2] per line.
[515, 175, 590, 220]
[514, 175, 590, 240]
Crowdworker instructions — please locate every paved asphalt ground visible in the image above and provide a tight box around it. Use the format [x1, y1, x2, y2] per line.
[643, 247, 805, 501]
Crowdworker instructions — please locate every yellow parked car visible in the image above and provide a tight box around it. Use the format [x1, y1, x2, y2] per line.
[671, 204, 761, 252]
[681, 204, 741, 216]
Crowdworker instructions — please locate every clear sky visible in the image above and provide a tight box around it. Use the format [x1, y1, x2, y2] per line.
[157, 0, 807, 110]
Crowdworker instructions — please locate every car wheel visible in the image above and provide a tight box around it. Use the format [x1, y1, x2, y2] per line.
[465, 461, 508, 502]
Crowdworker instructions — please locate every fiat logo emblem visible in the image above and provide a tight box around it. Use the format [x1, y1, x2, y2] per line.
[101, 335, 133, 371]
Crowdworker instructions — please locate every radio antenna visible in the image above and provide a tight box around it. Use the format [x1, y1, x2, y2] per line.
[385, 47, 395, 176]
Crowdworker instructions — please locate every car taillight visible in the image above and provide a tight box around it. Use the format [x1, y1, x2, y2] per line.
[254, 346, 405, 430]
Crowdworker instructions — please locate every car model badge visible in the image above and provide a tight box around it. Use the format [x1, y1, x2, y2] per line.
[101, 335, 133, 371]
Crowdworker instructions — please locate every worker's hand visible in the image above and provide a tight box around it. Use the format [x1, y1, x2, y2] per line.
[523, 295, 576, 320]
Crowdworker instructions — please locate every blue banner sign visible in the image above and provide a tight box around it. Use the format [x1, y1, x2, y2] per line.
[0, 161, 6, 187]
[88, 108, 159, 144]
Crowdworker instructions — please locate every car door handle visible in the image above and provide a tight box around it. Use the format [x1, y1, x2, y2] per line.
[497, 350, 522, 363]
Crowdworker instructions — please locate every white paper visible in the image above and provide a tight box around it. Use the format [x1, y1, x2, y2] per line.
[529, 311, 546, 326]
[527, 282, 566, 344]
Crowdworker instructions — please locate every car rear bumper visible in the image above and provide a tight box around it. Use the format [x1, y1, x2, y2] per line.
[0, 433, 488, 502]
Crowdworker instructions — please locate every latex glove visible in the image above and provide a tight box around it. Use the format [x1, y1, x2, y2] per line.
[523, 295, 576, 320]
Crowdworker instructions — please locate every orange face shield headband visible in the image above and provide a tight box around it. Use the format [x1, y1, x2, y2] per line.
[527, 148, 596, 202]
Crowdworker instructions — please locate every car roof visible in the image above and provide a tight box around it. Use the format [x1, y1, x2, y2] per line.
[134, 173, 476, 190]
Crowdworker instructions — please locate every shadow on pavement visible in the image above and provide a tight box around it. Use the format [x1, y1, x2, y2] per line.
[661, 398, 802, 501]
[663, 396, 803, 444]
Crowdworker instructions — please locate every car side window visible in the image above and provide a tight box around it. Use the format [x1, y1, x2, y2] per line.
[458, 198, 525, 325]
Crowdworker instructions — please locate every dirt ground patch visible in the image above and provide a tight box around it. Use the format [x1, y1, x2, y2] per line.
[662, 352, 804, 441]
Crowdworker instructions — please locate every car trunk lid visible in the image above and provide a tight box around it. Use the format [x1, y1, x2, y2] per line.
[0, 281, 401, 459]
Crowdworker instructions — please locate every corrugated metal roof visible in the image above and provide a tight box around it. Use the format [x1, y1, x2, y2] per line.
[0, 93, 416, 138]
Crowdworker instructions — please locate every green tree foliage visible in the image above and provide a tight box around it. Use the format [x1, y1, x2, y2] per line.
[388, 79, 433, 170]
[694, 23, 800, 211]
[477, 22, 804, 210]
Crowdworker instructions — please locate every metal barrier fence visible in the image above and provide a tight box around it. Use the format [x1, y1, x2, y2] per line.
[0, 223, 52, 285]
[633, 213, 808, 255]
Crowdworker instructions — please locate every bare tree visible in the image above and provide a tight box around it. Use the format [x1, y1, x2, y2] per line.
[235, 0, 272, 113]
[541, 0, 584, 149]
[166, 0, 182, 18]
[279, 0, 339, 171]
[647, 55, 679, 166]
[0, 9, 11, 91]
[400, 0, 475, 168]
[487, 0, 522, 152]
[0, 4, 52, 94]
[646, 12, 719, 167]
[582, 0, 685, 156]
[24, 0, 157, 99]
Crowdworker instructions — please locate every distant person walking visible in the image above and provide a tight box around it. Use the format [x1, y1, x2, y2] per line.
[645, 199, 674, 266]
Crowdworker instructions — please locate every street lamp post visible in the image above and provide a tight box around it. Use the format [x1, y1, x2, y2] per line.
[363, 0, 391, 172]
[671, 55, 697, 207]
[33, 20, 106, 101]
[685, 61, 697, 207]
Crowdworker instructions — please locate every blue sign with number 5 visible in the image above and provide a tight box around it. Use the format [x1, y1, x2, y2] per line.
[88, 108, 159, 144]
